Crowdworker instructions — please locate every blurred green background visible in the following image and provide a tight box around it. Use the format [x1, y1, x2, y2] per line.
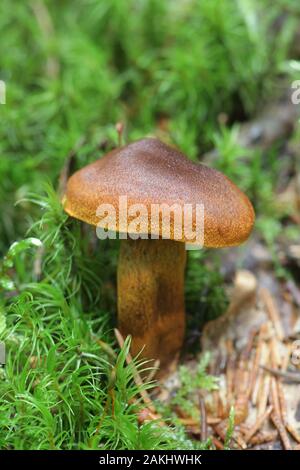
[0, 0, 299, 450]
[1, 0, 299, 252]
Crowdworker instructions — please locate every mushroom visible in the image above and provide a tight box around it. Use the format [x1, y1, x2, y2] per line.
[63, 138, 255, 373]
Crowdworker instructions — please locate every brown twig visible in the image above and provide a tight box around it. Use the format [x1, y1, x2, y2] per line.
[233, 342, 254, 424]
[268, 338, 284, 424]
[248, 323, 267, 404]
[286, 424, 300, 444]
[281, 343, 292, 371]
[252, 342, 269, 406]
[271, 412, 292, 450]
[277, 380, 287, 425]
[138, 407, 163, 425]
[249, 430, 278, 446]
[244, 406, 273, 443]
[96, 338, 117, 360]
[244, 328, 258, 358]
[270, 376, 282, 419]
[225, 341, 235, 412]
[249, 325, 267, 400]
[145, 360, 160, 383]
[213, 421, 247, 449]
[234, 389, 249, 425]
[260, 288, 284, 341]
[270, 336, 281, 368]
[249, 429, 278, 446]
[252, 367, 264, 407]
[261, 365, 300, 383]
[257, 374, 271, 417]
[212, 437, 224, 450]
[179, 416, 221, 426]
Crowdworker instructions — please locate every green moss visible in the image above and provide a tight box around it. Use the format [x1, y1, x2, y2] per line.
[0, 0, 299, 449]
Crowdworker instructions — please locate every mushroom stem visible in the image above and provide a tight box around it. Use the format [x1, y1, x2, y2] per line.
[117, 238, 186, 374]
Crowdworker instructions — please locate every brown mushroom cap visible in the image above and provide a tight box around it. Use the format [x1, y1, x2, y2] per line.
[63, 138, 255, 247]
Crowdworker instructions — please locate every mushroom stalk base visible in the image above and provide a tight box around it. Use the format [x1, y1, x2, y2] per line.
[117, 238, 186, 374]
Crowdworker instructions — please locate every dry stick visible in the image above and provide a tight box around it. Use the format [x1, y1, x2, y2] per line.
[218, 393, 226, 420]
[271, 337, 289, 437]
[269, 339, 282, 420]
[277, 380, 287, 425]
[270, 336, 281, 368]
[97, 339, 117, 360]
[244, 406, 273, 443]
[286, 424, 300, 444]
[199, 394, 208, 442]
[225, 340, 235, 412]
[235, 329, 256, 417]
[281, 343, 292, 371]
[226, 364, 235, 413]
[179, 416, 221, 426]
[239, 423, 251, 434]
[257, 374, 271, 417]
[233, 343, 252, 424]
[234, 378, 249, 424]
[271, 412, 292, 450]
[270, 376, 282, 419]
[234, 355, 246, 396]
[278, 346, 300, 444]
[261, 365, 300, 383]
[138, 408, 162, 424]
[213, 421, 247, 450]
[260, 288, 284, 341]
[207, 416, 222, 425]
[114, 328, 155, 413]
[212, 437, 224, 450]
[252, 342, 269, 406]
[268, 341, 293, 450]
[249, 325, 266, 400]
[249, 430, 278, 446]
[236, 329, 257, 410]
[252, 368, 264, 407]
[245, 328, 258, 357]
[145, 360, 160, 383]
[286, 280, 300, 308]
[243, 426, 270, 449]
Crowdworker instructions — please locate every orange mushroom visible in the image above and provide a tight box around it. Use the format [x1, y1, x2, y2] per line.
[63, 138, 255, 373]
